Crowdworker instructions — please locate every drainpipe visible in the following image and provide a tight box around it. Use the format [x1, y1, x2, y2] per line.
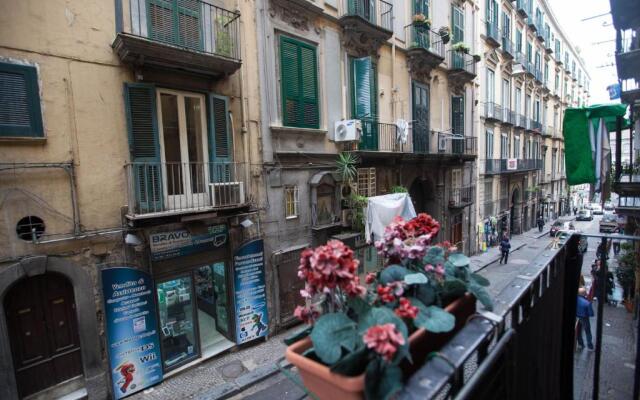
[235, 0, 251, 190]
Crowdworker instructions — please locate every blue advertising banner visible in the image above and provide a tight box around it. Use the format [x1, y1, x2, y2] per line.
[233, 240, 269, 344]
[149, 224, 227, 261]
[607, 83, 621, 100]
[101, 267, 163, 399]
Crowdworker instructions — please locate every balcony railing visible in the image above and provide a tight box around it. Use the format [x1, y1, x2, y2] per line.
[514, 113, 526, 128]
[616, 28, 640, 80]
[449, 186, 475, 208]
[484, 158, 543, 174]
[436, 133, 477, 156]
[532, 120, 542, 132]
[524, 116, 533, 130]
[501, 35, 514, 58]
[485, 22, 501, 46]
[617, 195, 640, 209]
[125, 161, 247, 218]
[408, 27, 445, 60]
[356, 118, 408, 151]
[621, 78, 640, 103]
[484, 102, 501, 121]
[516, 0, 532, 17]
[446, 50, 477, 76]
[555, 52, 563, 64]
[534, 68, 543, 83]
[500, 107, 513, 124]
[343, 0, 393, 31]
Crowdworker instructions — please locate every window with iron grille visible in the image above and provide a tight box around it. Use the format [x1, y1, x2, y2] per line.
[0, 62, 44, 137]
[284, 185, 299, 218]
[357, 168, 376, 197]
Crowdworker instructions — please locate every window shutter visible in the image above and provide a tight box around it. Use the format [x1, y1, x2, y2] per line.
[124, 83, 163, 212]
[352, 57, 373, 118]
[452, 6, 464, 43]
[280, 36, 319, 129]
[208, 94, 233, 182]
[452, 96, 464, 136]
[0, 62, 43, 137]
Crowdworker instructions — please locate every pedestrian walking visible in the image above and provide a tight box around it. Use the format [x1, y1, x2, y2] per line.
[537, 215, 544, 233]
[589, 260, 601, 301]
[612, 230, 621, 256]
[576, 287, 594, 350]
[573, 206, 578, 216]
[499, 235, 511, 264]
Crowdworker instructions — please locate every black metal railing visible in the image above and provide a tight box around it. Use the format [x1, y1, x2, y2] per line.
[484, 158, 543, 174]
[437, 133, 477, 156]
[345, 0, 393, 31]
[534, 68, 543, 83]
[524, 116, 533, 131]
[532, 120, 542, 132]
[500, 106, 513, 124]
[408, 27, 445, 59]
[126, 0, 241, 60]
[555, 51, 563, 64]
[486, 22, 501, 45]
[484, 102, 502, 121]
[357, 117, 408, 152]
[447, 50, 477, 76]
[514, 113, 526, 128]
[449, 186, 475, 207]
[501, 35, 514, 57]
[399, 235, 581, 400]
[516, 0, 532, 17]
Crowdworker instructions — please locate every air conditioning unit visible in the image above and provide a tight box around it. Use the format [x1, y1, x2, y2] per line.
[210, 182, 245, 207]
[438, 135, 448, 151]
[335, 119, 362, 142]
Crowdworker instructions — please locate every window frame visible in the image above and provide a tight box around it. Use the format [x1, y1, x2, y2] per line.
[0, 62, 44, 138]
[284, 185, 299, 219]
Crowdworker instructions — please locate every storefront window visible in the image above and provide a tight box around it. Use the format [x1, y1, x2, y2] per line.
[157, 277, 198, 370]
[194, 263, 233, 356]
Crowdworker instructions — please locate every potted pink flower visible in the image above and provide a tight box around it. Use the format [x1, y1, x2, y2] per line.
[285, 214, 492, 400]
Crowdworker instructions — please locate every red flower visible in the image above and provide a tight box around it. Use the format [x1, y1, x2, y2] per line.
[395, 297, 419, 319]
[297, 240, 361, 298]
[377, 285, 396, 303]
[344, 276, 367, 297]
[294, 304, 320, 324]
[365, 272, 377, 284]
[363, 323, 406, 362]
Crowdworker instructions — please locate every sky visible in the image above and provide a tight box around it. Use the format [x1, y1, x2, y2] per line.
[548, 0, 619, 105]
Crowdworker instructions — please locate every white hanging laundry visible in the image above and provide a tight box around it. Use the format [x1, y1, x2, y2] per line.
[395, 119, 409, 144]
[365, 193, 417, 243]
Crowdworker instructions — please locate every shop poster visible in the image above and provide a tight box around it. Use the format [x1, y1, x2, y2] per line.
[101, 267, 163, 399]
[149, 224, 228, 261]
[233, 239, 269, 344]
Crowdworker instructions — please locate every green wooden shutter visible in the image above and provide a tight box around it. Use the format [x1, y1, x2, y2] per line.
[452, 96, 464, 136]
[452, 6, 464, 43]
[147, 0, 202, 50]
[208, 94, 233, 182]
[351, 57, 378, 150]
[280, 36, 319, 129]
[414, 0, 428, 15]
[0, 62, 44, 137]
[124, 83, 163, 213]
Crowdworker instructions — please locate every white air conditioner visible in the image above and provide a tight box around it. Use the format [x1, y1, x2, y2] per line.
[438, 135, 448, 151]
[335, 119, 362, 142]
[210, 182, 245, 207]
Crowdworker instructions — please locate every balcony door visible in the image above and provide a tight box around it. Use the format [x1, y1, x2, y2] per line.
[351, 57, 378, 150]
[412, 81, 430, 153]
[157, 89, 210, 210]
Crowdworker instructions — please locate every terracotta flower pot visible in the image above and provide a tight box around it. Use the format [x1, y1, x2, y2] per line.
[285, 294, 476, 400]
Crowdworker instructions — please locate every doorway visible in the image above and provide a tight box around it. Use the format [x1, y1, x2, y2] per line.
[412, 81, 430, 153]
[4, 273, 82, 399]
[157, 89, 210, 210]
[510, 187, 521, 234]
[156, 263, 234, 372]
[450, 213, 463, 247]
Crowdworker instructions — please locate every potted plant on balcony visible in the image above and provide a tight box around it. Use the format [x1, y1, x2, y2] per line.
[438, 26, 451, 44]
[412, 14, 431, 31]
[472, 54, 482, 62]
[452, 42, 470, 54]
[285, 213, 492, 400]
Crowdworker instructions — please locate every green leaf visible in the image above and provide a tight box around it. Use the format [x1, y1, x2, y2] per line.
[442, 277, 467, 299]
[283, 325, 312, 345]
[379, 265, 409, 284]
[423, 246, 445, 265]
[448, 253, 470, 268]
[416, 282, 436, 306]
[469, 282, 493, 311]
[411, 298, 455, 333]
[365, 360, 403, 400]
[330, 346, 369, 376]
[404, 273, 428, 285]
[348, 296, 372, 320]
[311, 313, 358, 364]
[470, 272, 490, 287]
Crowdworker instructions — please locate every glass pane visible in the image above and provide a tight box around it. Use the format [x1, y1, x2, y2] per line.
[157, 277, 198, 370]
[185, 96, 206, 194]
[161, 94, 184, 195]
[195, 264, 230, 351]
[212, 262, 229, 334]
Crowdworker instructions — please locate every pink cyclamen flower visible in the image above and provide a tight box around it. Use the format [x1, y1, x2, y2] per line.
[365, 272, 377, 284]
[293, 304, 320, 324]
[395, 297, 419, 319]
[363, 323, 406, 362]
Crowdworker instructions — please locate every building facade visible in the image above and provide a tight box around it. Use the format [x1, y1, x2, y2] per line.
[475, 0, 590, 250]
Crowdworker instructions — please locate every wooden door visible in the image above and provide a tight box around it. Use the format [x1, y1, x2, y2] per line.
[412, 81, 430, 153]
[5, 273, 82, 398]
[451, 213, 463, 246]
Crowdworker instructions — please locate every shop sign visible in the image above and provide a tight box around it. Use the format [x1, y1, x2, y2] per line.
[507, 158, 517, 170]
[233, 239, 269, 344]
[149, 224, 228, 261]
[101, 267, 163, 399]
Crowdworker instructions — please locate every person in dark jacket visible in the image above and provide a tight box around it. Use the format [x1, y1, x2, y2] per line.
[499, 235, 511, 264]
[537, 216, 544, 232]
[576, 287, 594, 349]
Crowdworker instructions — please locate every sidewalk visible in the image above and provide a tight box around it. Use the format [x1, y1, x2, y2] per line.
[132, 221, 554, 400]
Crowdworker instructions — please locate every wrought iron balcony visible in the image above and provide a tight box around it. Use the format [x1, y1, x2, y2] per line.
[484, 158, 542, 174]
[621, 78, 640, 104]
[483, 102, 502, 122]
[514, 113, 526, 129]
[516, 0, 532, 17]
[615, 28, 640, 80]
[124, 161, 248, 219]
[352, 118, 407, 152]
[501, 35, 515, 59]
[339, 0, 393, 48]
[500, 107, 513, 125]
[449, 186, 475, 208]
[613, 173, 640, 197]
[555, 52, 563, 64]
[407, 27, 445, 74]
[485, 23, 501, 47]
[531, 120, 543, 133]
[446, 50, 477, 83]
[435, 133, 477, 157]
[535, 20, 545, 41]
[616, 195, 640, 212]
[534, 68, 543, 83]
[527, 17, 537, 32]
[113, 0, 241, 77]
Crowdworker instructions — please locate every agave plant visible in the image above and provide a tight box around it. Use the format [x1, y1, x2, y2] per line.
[336, 152, 358, 185]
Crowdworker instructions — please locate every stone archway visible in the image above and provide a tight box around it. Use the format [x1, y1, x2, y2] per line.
[510, 187, 522, 235]
[0, 256, 106, 400]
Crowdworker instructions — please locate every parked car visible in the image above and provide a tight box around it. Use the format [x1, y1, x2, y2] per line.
[576, 209, 593, 221]
[599, 213, 618, 233]
[550, 219, 573, 237]
[557, 230, 588, 253]
[591, 204, 603, 215]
